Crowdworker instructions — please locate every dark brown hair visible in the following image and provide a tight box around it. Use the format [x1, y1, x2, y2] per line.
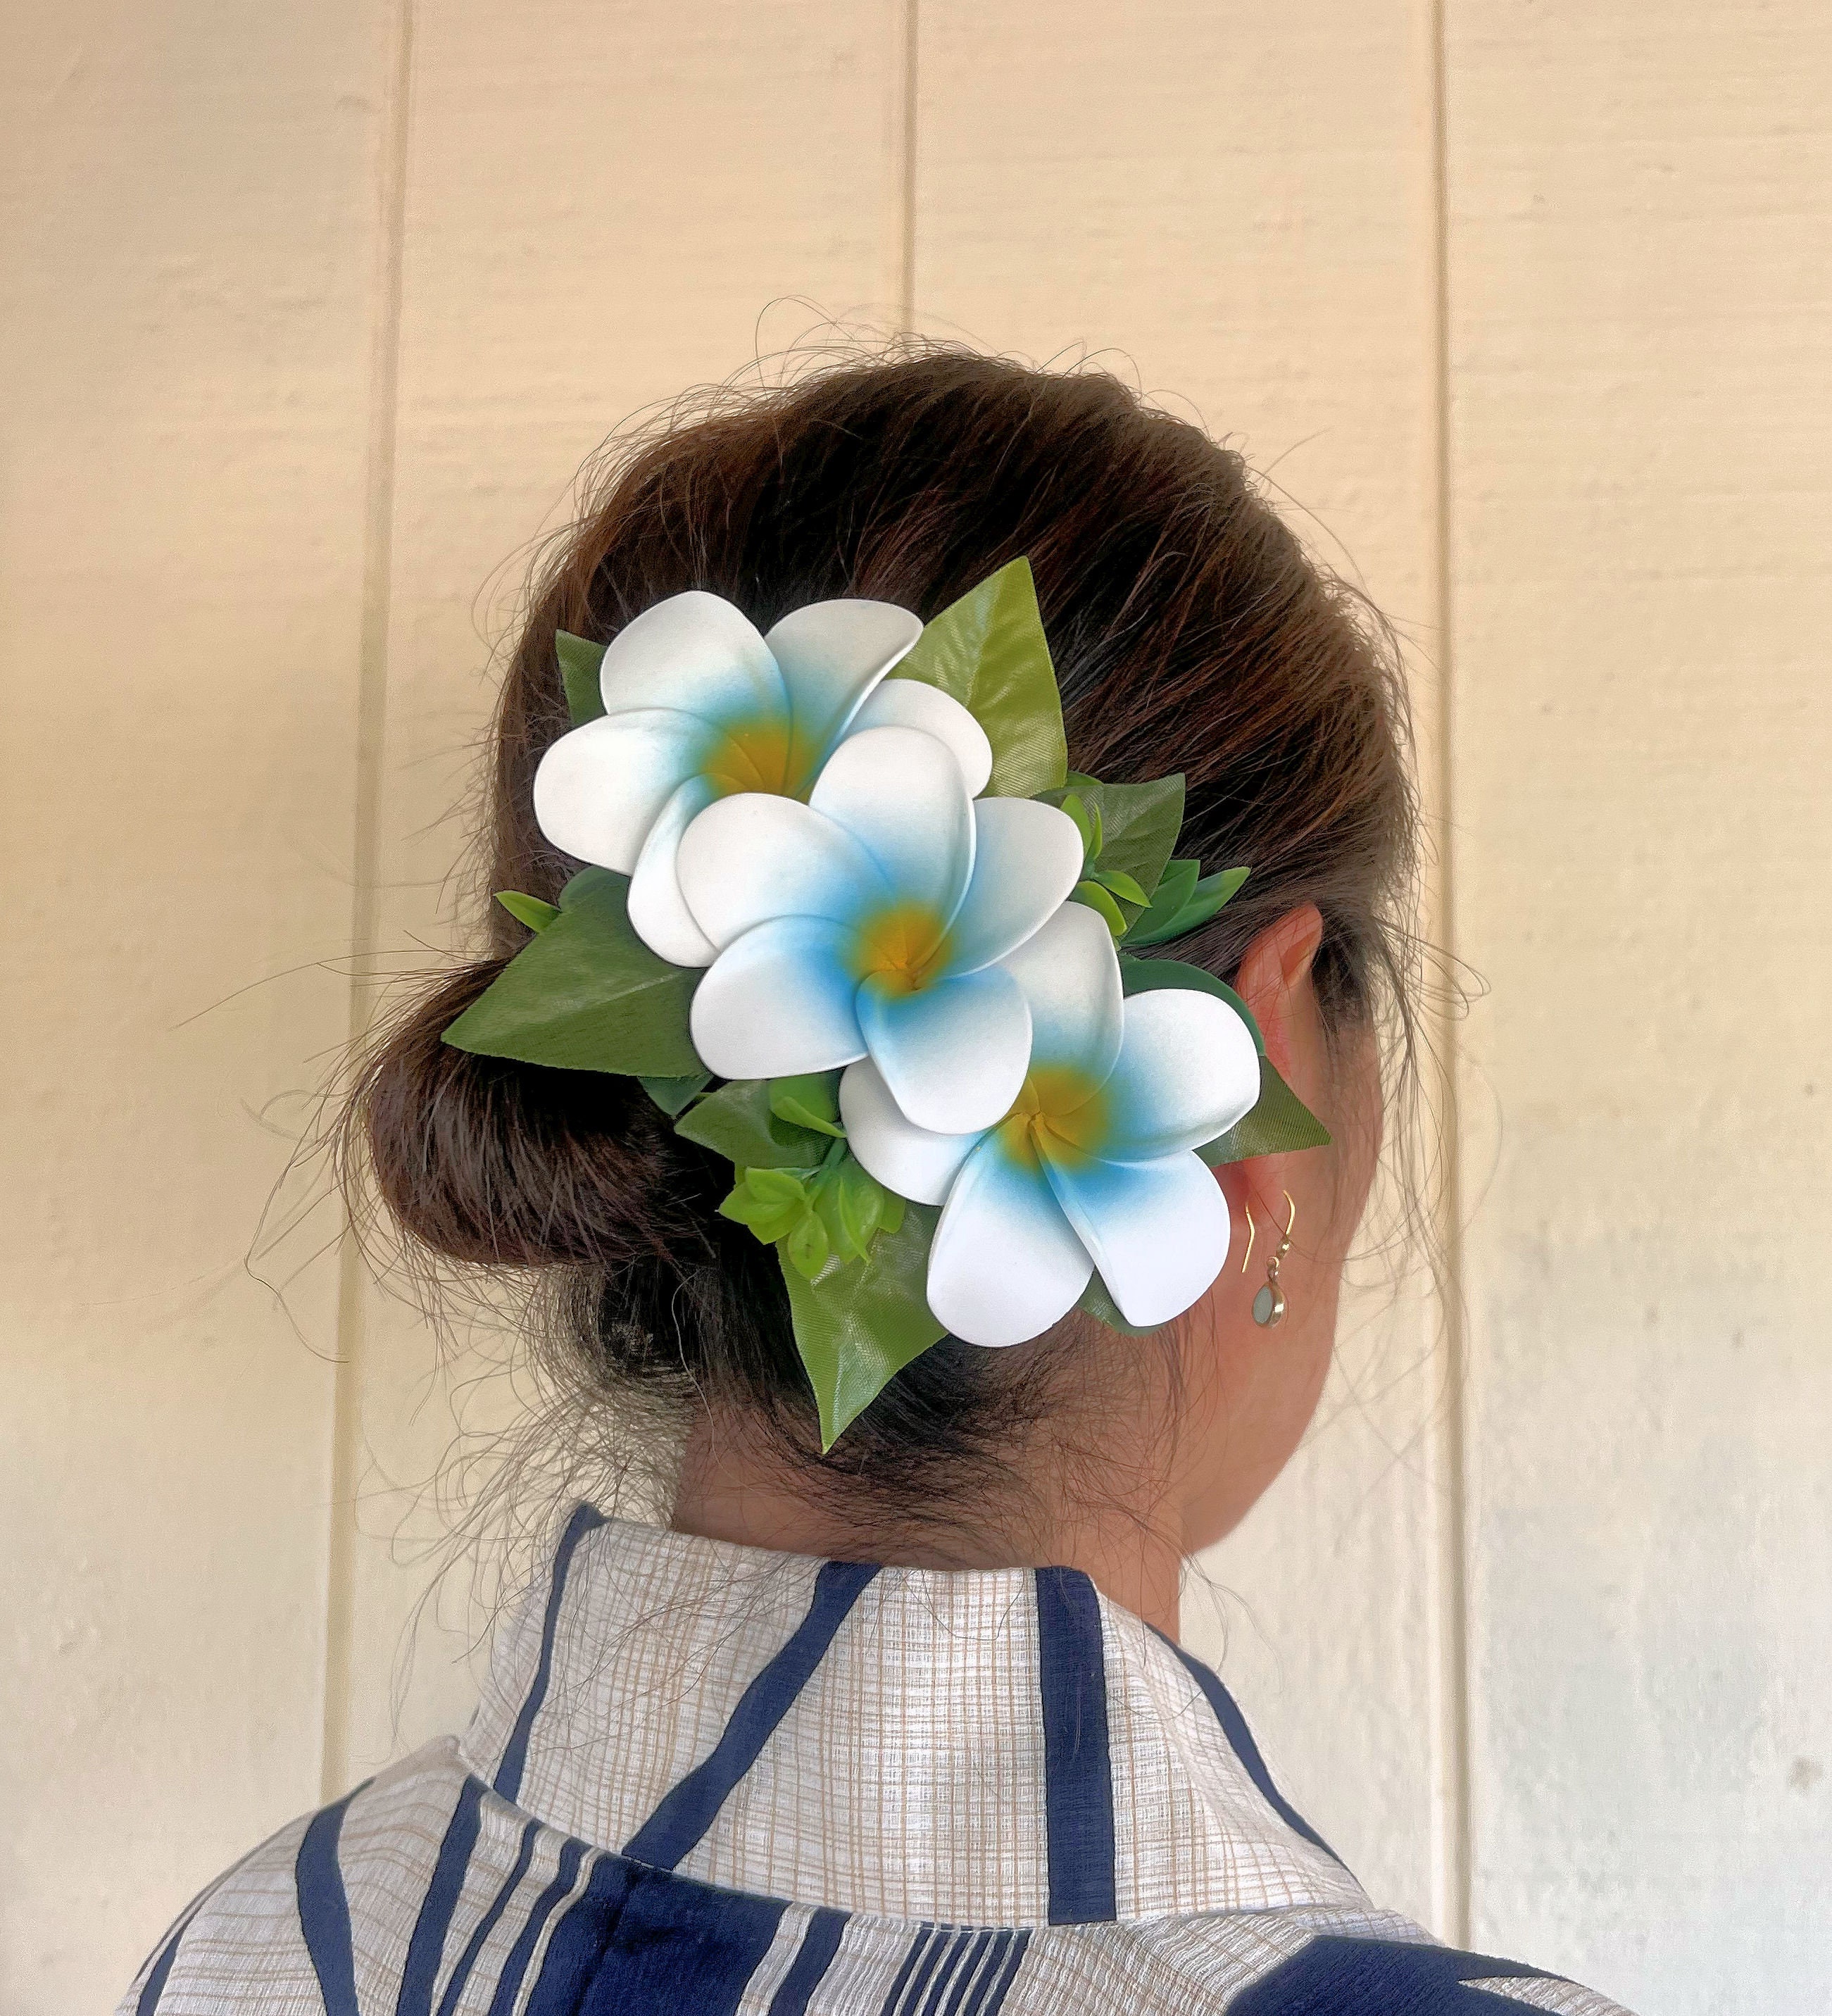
[349, 349, 1422, 1517]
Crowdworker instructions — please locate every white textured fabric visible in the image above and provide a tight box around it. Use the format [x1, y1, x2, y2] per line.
[119, 1515, 1637, 2015]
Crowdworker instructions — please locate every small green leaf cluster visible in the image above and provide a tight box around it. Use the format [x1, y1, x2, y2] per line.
[718, 1129, 907, 1283]
[1041, 772, 1251, 956]
[682, 1071, 934, 1450]
[672, 1070, 903, 1275]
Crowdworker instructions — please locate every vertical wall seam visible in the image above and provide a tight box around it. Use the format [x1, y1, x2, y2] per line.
[896, 0, 920, 332]
[1423, 0, 1474, 1949]
[322, 0, 416, 1808]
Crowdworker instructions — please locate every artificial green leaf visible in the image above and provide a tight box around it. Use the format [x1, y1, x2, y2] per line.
[1060, 791, 1095, 857]
[782, 1204, 946, 1450]
[829, 1160, 886, 1260]
[442, 868, 701, 1076]
[495, 889, 560, 934]
[769, 1070, 845, 1139]
[877, 1187, 906, 1239]
[721, 1196, 800, 1244]
[750, 1206, 806, 1245]
[1127, 863, 1251, 948]
[1191, 863, 1250, 913]
[1198, 1056, 1332, 1165]
[1118, 954, 1265, 1053]
[1123, 858, 1200, 944]
[639, 1071, 712, 1117]
[785, 1208, 832, 1279]
[556, 630, 607, 727]
[889, 557, 1067, 798]
[1077, 1271, 1169, 1336]
[1093, 868, 1151, 906]
[1041, 775, 1184, 915]
[1073, 878, 1128, 938]
[677, 1079, 831, 1169]
[718, 1168, 809, 1244]
[810, 1181, 851, 1263]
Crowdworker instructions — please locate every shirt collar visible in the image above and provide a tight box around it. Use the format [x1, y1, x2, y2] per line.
[460, 1508, 1366, 1928]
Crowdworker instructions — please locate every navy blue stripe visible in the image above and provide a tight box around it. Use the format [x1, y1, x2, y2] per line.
[296, 1785, 368, 2016]
[1230, 1934, 1550, 2011]
[132, 1824, 282, 2012]
[958, 1930, 1015, 2016]
[767, 1907, 849, 2016]
[396, 1775, 486, 2016]
[484, 1837, 587, 2016]
[936, 1927, 998, 2016]
[621, 1560, 881, 1870]
[134, 1923, 184, 2015]
[436, 1817, 539, 2016]
[1153, 1626, 1345, 1867]
[977, 1929, 1029, 2016]
[494, 1503, 606, 1802]
[899, 1927, 966, 2015]
[521, 1851, 633, 2014]
[1034, 1567, 1118, 1924]
[876, 1925, 939, 2016]
[576, 1867, 786, 2015]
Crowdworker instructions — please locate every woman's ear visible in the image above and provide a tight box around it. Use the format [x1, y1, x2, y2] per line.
[1232, 903, 1323, 1078]
[1211, 903, 1326, 1242]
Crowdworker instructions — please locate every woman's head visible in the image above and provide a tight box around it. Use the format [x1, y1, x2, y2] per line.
[352, 349, 1421, 1563]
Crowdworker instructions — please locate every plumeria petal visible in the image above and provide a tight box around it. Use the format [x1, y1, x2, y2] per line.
[839, 1060, 981, 1206]
[675, 794, 886, 948]
[689, 916, 867, 1079]
[597, 589, 787, 723]
[764, 598, 922, 775]
[1039, 1148, 1231, 1329]
[1103, 988, 1262, 1158]
[847, 679, 993, 797]
[808, 725, 973, 918]
[996, 899, 1124, 1079]
[927, 1135, 1093, 1347]
[942, 799, 1086, 973]
[855, 965, 1031, 1136]
[532, 708, 708, 872]
[626, 776, 720, 967]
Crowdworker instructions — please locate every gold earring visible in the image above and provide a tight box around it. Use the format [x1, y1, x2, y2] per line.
[1251, 1191, 1296, 1327]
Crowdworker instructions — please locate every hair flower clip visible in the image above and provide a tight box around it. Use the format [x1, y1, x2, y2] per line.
[445, 559, 1331, 1448]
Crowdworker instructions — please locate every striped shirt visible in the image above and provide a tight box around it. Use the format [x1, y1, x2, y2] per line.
[122, 1509, 1633, 2014]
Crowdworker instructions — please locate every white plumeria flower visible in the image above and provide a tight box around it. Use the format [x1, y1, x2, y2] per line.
[532, 590, 993, 965]
[839, 902, 1263, 1346]
[675, 724, 1085, 1137]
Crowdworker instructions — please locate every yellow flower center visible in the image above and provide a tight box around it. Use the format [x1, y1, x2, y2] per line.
[851, 901, 952, 996]
[701, 715, 801, 799]
[998, 1063, 1110, 1170]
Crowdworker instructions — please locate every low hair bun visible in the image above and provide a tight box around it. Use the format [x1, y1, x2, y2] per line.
[355, 960, 703, 1274]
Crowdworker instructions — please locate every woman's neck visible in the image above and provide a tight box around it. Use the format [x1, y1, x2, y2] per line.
[670, 1413, 1187, 1639]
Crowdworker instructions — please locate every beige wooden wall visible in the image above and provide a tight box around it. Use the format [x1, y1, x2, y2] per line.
[3, 3, 1826, 2010]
